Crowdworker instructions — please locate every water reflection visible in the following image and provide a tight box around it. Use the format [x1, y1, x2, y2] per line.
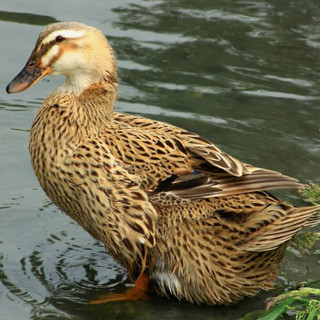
[0, 11, 58, 25]
[0, 212, 128, 319]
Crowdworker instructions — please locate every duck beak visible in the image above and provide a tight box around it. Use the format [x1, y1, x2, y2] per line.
[6, 51, 51, 94]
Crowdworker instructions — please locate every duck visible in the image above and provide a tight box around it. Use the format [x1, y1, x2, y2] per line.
[6, 21, 320, 305]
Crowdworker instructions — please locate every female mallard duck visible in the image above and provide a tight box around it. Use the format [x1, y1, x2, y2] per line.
[7, 22, 320, 305]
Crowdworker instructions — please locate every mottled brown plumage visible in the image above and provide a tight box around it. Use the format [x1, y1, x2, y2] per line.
[7, 22, 320, 305]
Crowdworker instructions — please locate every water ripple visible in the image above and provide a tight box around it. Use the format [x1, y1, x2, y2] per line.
[1, 1, 320, 319]
[242, 89, 317, 101]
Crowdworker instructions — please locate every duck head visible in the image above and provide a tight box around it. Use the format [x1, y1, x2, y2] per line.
[6, 22, 116, 95]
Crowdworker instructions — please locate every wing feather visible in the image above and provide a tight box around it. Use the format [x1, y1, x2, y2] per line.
[240, 205, 320, 251]
[113, 112, 303, 200]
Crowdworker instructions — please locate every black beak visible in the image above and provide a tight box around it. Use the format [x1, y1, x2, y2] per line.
[6, 52, 51, 94]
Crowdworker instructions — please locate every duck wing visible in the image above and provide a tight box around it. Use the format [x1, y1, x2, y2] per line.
[112, 113, 301, 200]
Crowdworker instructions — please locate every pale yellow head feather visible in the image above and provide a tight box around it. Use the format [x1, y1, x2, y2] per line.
[37, 22, 116, 95]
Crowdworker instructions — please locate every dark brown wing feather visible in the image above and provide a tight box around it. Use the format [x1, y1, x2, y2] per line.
[157, 169, 301, 200]
[113, 112, 302, 199]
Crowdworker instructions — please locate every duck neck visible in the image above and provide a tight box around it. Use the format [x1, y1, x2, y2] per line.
[78, 73, 118, 126]
[51, 71, 118, 130]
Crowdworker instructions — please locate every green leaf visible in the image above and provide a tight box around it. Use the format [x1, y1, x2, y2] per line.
[256, 298, 296, 320]
[238, 309, 266, 320]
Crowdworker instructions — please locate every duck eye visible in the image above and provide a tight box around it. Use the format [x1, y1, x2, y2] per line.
[55, 35, 64, 42]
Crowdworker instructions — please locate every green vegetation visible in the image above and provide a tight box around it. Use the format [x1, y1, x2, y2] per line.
[299, 184, 320, 206]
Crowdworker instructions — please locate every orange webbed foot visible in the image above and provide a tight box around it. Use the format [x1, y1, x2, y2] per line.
[89, 272, 150, 305]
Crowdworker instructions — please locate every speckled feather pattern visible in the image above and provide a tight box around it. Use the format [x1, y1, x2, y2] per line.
[23, 22, 320, 305]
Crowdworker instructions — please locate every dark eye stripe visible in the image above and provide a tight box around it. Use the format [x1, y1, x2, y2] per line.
[34, 38, 63, 66]
[38, 39, 58, 56]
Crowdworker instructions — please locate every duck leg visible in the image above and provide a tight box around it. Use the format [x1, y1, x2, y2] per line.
[89, 272, 150, 304]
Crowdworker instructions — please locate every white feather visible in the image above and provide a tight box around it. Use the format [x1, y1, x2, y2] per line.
[152, 259, 181, 294]
[139, 237, 145, 244]
[42, 30, 85, 44]
[153, 272, 182, 294]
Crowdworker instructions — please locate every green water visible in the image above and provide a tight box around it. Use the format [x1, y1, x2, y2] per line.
[1, 1, 319, 319]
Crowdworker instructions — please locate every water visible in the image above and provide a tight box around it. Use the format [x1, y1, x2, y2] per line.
[1, 1, 320, 319]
